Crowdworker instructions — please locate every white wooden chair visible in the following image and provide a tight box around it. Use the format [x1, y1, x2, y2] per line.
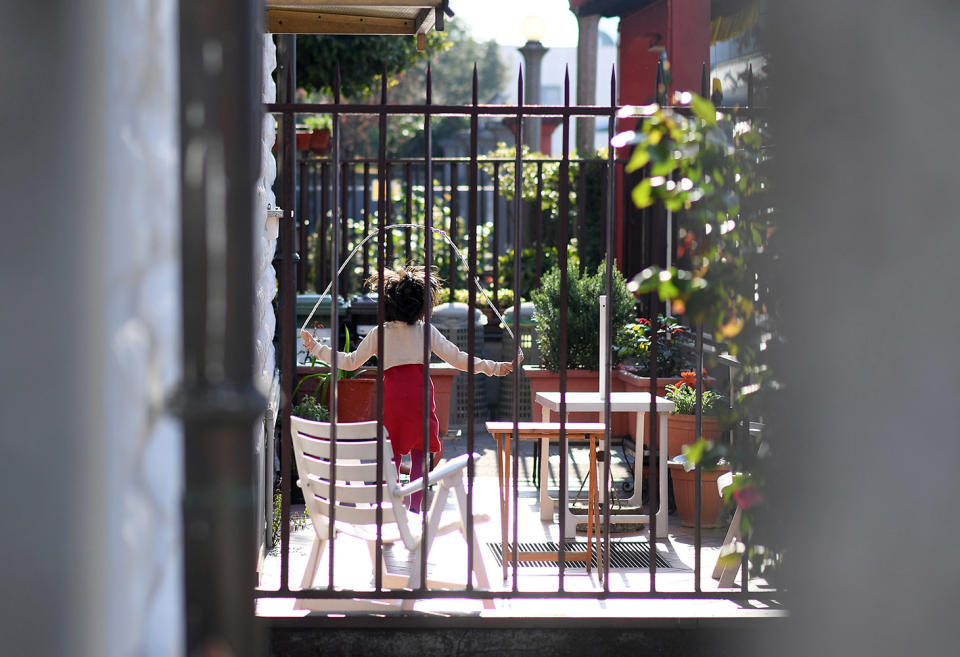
[289, 416, 492, 609]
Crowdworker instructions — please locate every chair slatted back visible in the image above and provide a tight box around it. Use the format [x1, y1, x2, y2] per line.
[290, 417, 398, 528]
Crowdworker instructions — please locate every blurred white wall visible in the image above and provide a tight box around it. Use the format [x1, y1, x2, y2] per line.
[1, 1, 182, 656]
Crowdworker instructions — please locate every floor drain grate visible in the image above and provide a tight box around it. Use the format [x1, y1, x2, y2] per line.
[487, 541, 670, 569]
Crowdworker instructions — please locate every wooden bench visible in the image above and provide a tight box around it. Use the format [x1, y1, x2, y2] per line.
[484, 421, 607, 579]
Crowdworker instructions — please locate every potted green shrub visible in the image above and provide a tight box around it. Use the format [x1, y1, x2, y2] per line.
[526, 260, 633, 425]
[293, 327, 377, 422]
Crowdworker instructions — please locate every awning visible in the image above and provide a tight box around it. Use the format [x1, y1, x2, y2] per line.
[266, 0, 450, 36]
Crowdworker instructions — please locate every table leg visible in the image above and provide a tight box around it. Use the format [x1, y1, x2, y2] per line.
[503, 434, 512, 579]
[539, 406, 554, 521]
[494, 434, 507, 581]
[656, 412, 669, 538]
[625, 411, 645, 508]
[587, 434, 596, 575]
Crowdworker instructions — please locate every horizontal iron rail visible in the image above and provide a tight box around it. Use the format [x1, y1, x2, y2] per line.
[268, 103, 764, 118]
[266, 102, 617, 116]
[255, 588, 781, 602]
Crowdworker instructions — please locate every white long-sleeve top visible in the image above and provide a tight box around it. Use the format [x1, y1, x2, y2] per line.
[308, 320, 505, 376]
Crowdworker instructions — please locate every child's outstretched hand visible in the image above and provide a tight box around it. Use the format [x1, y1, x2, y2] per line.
[300, 329, 318, 354]
[496, 351, 522, 376]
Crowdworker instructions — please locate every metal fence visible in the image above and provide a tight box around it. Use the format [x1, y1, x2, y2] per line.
[262, 39, 774, 612]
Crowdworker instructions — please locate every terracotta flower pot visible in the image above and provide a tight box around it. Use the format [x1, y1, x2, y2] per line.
[668, 463, 729, 528]
[296, 131, 312, 151]
[309, 128, 330, 152]
[663, 414, 722, 459]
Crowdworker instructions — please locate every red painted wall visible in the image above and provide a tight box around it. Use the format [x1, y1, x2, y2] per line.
[614, 0, 710, 269]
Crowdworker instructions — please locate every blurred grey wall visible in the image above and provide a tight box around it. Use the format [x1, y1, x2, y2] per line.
[766, 1, 960, 655]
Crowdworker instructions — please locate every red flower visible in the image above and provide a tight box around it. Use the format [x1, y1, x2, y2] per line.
[679, 371, 698, 388]
[733, 487, 763, 510]
[637, 318, 650, 325]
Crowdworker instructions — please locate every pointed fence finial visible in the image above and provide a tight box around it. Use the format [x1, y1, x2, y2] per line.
[334, 61, 341, 104]
[654, 57, 664, 105]
[564, 65, 570, 106]
[610, 65, 616, 105]
[472, 62, 478, 105]
[381, 63, 388, 104]
[517, 66, 523, 105]
[426, 61, 432, 105]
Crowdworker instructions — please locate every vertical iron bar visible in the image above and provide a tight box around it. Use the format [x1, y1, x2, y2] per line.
[327, 62, 341, 589]
[557, 68, 571, 589]
[386, 162, 394, 266]
[510, 67, 523, 590]
[466, 64, 479, 589]
[363, 162, 370, 282]
[309, 161, 317, 281]
[375, 67, 388, 592]
[535, 161, 543, 280]
[405, 162, 413, 263]
[449, 161, 458, 298]
[339, 161, 349, 296]
[577, 157, 586, 276]
[298, 160, 308, 293]
[276, 33, 295, 597]
[747, 64, 754, 108]
[603, 66, 616, 588]
[646, 206, 659, 594]
[317, 163, 329, 292]
[695, 321, 704, 591]
[420, 62, 433, 591]
[492, 162, 500, 308]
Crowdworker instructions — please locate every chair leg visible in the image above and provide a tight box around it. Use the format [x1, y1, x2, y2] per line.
[453, 481, 495, 609]
[713, 506, 742, 587]
[300, 537, 327, 589]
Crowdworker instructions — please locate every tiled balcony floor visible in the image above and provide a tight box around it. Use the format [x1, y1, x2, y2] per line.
[257, 428, 781, 620]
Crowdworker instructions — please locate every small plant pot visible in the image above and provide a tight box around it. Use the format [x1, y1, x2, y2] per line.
[296, 131, 312, 151]
[668, 463, 729, 528]
[310, 128, 330, 152]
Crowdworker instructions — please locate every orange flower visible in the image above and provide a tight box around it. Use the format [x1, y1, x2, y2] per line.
[680, 371, 698, 388]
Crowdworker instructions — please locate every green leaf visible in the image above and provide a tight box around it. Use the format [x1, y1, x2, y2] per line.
[631, 178, 653, 209]
[625, 147, 650, 173]
[690, 95, 717, 126]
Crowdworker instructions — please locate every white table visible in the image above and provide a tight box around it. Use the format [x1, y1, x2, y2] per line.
[534, 391, 675, 539]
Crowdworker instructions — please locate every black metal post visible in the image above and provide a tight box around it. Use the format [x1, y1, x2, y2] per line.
[179, 2, 265, 655]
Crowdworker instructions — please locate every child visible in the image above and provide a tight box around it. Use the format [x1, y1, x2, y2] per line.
[301, 265, 516, 512]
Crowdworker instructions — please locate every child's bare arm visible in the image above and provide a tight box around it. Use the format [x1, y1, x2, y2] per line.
[300, 328, 377, 370]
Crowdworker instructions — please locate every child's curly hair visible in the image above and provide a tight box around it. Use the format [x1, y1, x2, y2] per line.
[366, 265, 443, 324]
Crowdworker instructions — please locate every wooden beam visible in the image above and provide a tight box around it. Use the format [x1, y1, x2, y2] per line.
[413, 6, 435, 34]
[267, 9, 416, 34]
[269, 0, 437, 7]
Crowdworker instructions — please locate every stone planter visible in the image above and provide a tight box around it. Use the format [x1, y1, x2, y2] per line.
[668, 463, 729, 528]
